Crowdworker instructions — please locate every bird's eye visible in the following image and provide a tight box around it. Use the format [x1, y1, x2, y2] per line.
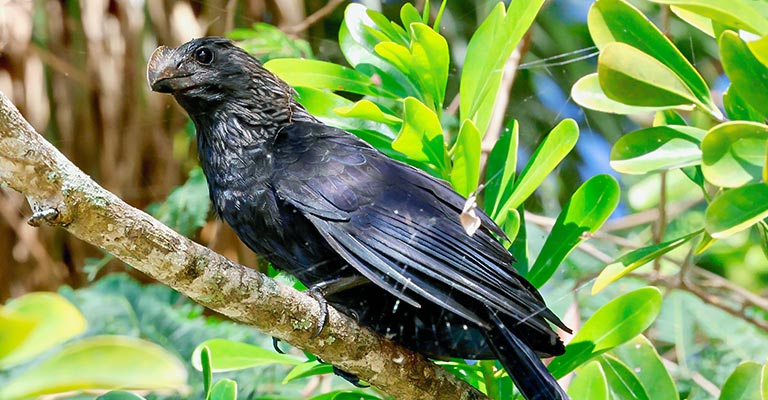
[195, 47, 214, 65]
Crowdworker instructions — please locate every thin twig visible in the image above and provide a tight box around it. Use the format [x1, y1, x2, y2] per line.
[283, 0, 346, 35]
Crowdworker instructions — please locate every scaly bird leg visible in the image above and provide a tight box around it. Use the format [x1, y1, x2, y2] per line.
[308, 275, 369, 338]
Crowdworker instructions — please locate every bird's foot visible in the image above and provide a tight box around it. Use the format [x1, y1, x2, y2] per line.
[272, 337, 285, 354]
[307, 287, 329, 339]
[333, 366, 370, 388]
[306, 275, 369, 338]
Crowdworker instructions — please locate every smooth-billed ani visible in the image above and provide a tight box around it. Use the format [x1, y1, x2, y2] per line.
[147, 37, 571, 400]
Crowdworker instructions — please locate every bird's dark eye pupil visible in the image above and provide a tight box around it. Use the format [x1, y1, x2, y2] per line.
[196, 48, 214, 64]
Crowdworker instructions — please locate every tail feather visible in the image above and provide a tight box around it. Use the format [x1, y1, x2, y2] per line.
[486, 308, 569, 400]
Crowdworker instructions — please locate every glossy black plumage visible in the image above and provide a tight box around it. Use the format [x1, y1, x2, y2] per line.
[148, 37, 571, 400]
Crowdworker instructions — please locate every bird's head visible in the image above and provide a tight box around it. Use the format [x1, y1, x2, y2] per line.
[147, 37, 294, 122]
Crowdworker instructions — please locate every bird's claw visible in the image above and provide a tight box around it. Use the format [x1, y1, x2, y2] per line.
[308, 287, 329, 338]
[332, 366, 369, 388]
[272, 337, 285, 354]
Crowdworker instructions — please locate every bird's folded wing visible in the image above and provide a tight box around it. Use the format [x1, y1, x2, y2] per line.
[274, 121, 563, 334]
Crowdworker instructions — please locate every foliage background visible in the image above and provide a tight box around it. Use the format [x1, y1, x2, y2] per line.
[1, 0, 767, 399]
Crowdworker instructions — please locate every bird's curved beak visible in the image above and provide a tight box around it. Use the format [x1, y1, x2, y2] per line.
[147, 45, 193, 93]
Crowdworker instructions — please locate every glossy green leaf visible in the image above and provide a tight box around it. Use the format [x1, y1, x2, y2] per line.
[374, 22, 448, 110]
[529, 174, 620, 287]
[495, 119, 579, 226]
[283, 361, 335, 384]
[0, 313, 36, 362]
[333, 100, 401, 126]
[670, 6, 715, 37]
[761, 362, 768, 400]
[210, 379, 238, 400]
[201, 346, 213, 397]
[600, 355, 651, 400]
[265, 59, 395, 99]
[550, 287, 663, 378]
[461, 0, 545, 134]
[720, 361, 763, 400]
[97, 391, 148, 400]
[649, 0, 768, 35]
[0, 292, 87, 368]
[589, 0, 714, 110]
[365, 9, 409, 45]
[701, 121, 768, 188]
[611, 335, 678, 400]
[450, 120, 481, 197]
[192, 339, 304, 372]
[0, 336, 187, 399]
[394, 97, 448, 174]
[568, 361, 609, 400]
[400, 3, 423, 29]
[598, 43, 714, 116]
[723, 86, 764, 123]
[503, 208, 521, 243]
[308, 391, 381, 400]
[293, 87, 397, 152]
[720, 31, 768, 120]
[610, 126, 706, 174]
[339, 5, 416, 98]
[705, 183, 768, 238]
[593, 230, 702, 294]
[748, 35, 768, 68]
[572, 74, 675, 115]
[484, 120, 519, 222]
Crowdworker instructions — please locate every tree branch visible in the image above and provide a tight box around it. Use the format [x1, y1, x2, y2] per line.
[0, 91, 485, 400]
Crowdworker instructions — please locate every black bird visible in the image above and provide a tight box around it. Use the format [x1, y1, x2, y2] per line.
[148, 37, 571, 400]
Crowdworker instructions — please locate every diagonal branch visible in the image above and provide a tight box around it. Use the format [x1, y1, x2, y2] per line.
[0, 91, 485, 400]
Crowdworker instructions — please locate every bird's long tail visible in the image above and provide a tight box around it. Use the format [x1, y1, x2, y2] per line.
[486, 308, 569, 400]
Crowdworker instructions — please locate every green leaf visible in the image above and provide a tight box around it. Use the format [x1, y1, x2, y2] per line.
[589, 0, 715, 110]
[375, 23, 449, 110]
[210, 379, 238, 400]
[528, 174, 620, 287]
[720, 361, 763, 400]
[568, 361, 609, 400]
[762, 362, 768, 400]
[599, 355, 651, 400]
[670, 6, 715, 37]
[549, 287, 663, 378]
[705, 183, 768, 238]
[701, 121, 768, 188]
[648, 0, 768, 35]
[572, 74, 676, 115]
[460, 0, 545, 134]
[308, 391, 381, 400]
[283, 361, 335, 384]
[598, 43, 717, 117]
[333, 100, 401, 126]
[723, 86, 765, 123]
[610, 336, 678, 400]
[339, 5, 416, 98]
[610, 126, 706, 174]
[394, 97, 448, 174]
[264, 58, 396, 98]
[593, 230, 703, 294]
[484, 120, 519, 221]
[0, 292, 87, 368]
[200, 346, 213, 398]
[720, 31, 768, 120]
[748, 35, 768, 69]
[400, 3, 423, 29]
[0, 336, 187, 399]
[192, 339, 304, 372]
[495, 119, 579, 226]
[450, 120, 481, 197]
[97, 391, 148, 400]
[292, 87, 397, 151]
